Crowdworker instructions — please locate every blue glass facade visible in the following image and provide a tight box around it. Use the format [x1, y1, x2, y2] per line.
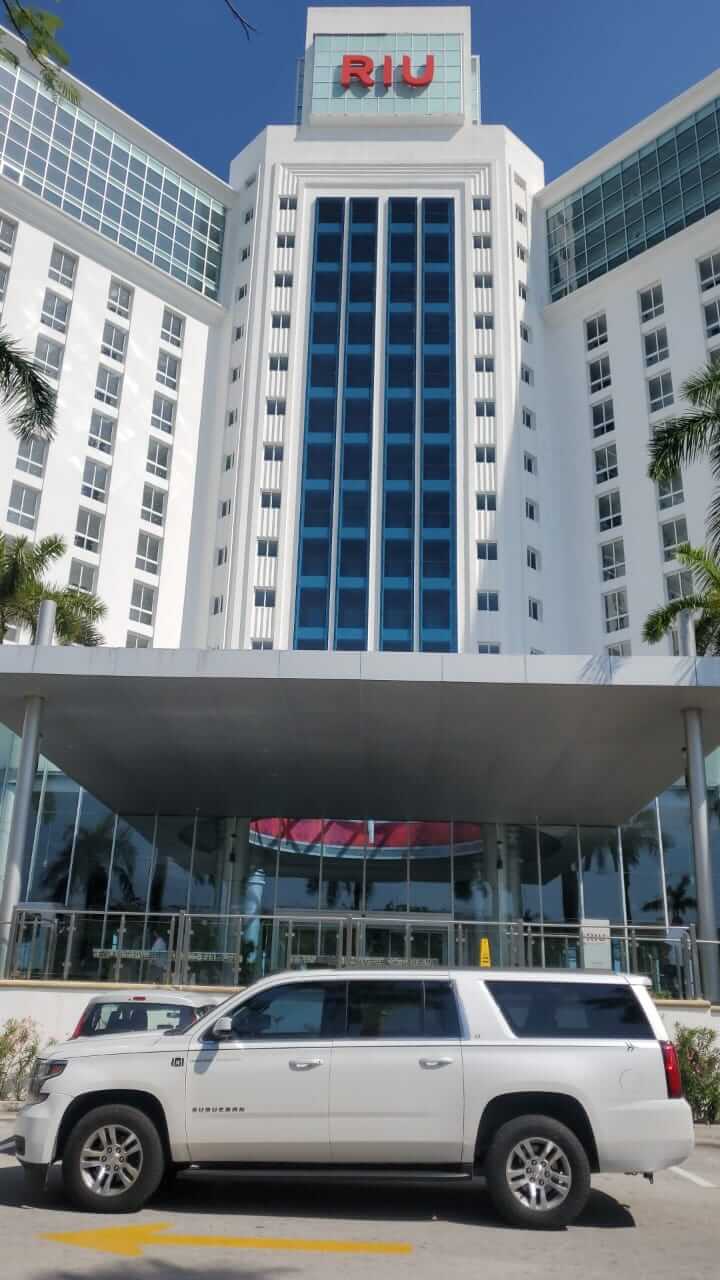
[0, 64, 225, 298]
[547, 96, 720, 301]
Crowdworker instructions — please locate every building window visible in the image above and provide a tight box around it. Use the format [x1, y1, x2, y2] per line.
[475, 399, 496, 418]
[585, 313, 608, 351]
[607, 640, 631, 657]
[515, 204, 527, 225]
[234, 324, 245, 341]
[216, 546, 228, 565]
[220, 498, 231, 517]
[474, 313, 494, 330]
[643, 326, 669, 367]
[266, 398, 286, 415]
[476, 540, 498, 560]
[48, 245, 76, 288]
[136, 531, 161, 575]
[227, 408, 238, 427]
[141, 483, 165, 526]
[81, 458, 109, 503]
[525, 498, 538, 521]
[108, 279, 132, 319]
[516, 243, 528, 263]
[277, 233, 295, 248]
[7, 481, 39, 529]
[35, 335, 63, 378]
[476, 445, 496, 463]
[648, 371, 674, 413]
[237, 284, 248, 301]
[244, 208, 254, 225]
[240, 246, 250, 262]
[257, 537, 279, 557]
[518, 281, 527, 301]
[474, 233, 491, 249]
[279, 195, 297, 210]
[524, 452, 537, 475]
[522, 407, 535, 429]
[95, 365, 122, 407]
[639, 283, 664, 322]
[161, 307, 185, 348]
[274, 272, 293, 287]
[74, 508, 102, 553]
[212, 594, 224, 615]
[591, 398, 615, 437]
[271, 312, 291, 329]
[477, 591, 499, 611]
[129, 581, 155, 626]
[69, 559, 97, 593]
[661, 516, 689, 561]
[0, 215, 17, 254]
[255, 587, 276, 607]
[698, 251, 720, 292]
[475, 272, 493, 289]
[475, 356, 494, 372]
[704, 300, 720, 338]
[657, 469, 684, 509]
[126, 632, 151, 648]
[520, 363, 533, 386]
[476, 492, 497, 511]
[88, 411, 114, 454]
[594, 443, 618, 484]
[601, 538, 625, 581]
[16, 435, 47, 478]
[604, 588, 629, 633]
[478, 642, 500, 654]
[264, 443, 284, 462]
[528, 597, 542, 622]
[231, 366, 241, 382]
[598, 490, 622, 531]
[527, 546, 540, 571]
[588, 356, 611, 394]
[157, 350, 179, 391]
[473, 196, 491, 211]
[251, 638, 273, 650]
[666, 570, 693, 601]
[269, 354, 289, 372]
[224, 452, 235, 471]
[0, 263, 7, 309]
[261, 490, 281, 509]
[41, 289, 70, 333]
[151, 392, 175, 435]
[520, 321, 531, 342]
[146, 438, 170, 480]
[101, 320, 127, 363]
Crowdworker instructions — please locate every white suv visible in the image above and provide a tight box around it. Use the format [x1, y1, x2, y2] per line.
[14, 968, 693, 1229]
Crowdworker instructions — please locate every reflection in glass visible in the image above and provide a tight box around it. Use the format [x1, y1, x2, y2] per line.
[148, 816, 195, 911]
[109, 816, 155, 910]
[28, 773, 80, 903]
[621, 805, 665, 923]
[66, 791, 115, 909]
[657, 788, 697, 923]
[578, 826, 623, 921]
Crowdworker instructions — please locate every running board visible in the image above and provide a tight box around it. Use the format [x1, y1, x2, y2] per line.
[189, 1163, 473, 1182]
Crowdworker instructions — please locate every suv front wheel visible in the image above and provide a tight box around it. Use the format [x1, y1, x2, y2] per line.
[62, 1104, 165, 1213]
[484, 1114, 591, 1229]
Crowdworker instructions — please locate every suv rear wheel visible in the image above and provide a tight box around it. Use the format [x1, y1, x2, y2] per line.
[484, 1114, 591, 1229]
[62, 1104, 165, 1213]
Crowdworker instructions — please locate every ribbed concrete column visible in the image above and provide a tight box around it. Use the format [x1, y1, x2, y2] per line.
[0, 600, 56, 975]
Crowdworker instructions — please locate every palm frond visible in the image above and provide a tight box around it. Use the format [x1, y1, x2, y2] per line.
[682, 360, 720, 411]
[648, 411, 720, 480]
[707, 488, 720, 560]
[0, 327, 56, 440]
[675, 543, 720, 593]
[642, 595, 706, 644]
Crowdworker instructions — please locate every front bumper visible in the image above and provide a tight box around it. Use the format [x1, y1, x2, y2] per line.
[13, 1090, 71, 1168]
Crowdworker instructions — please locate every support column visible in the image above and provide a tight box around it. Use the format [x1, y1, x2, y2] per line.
[0, 599, 56, 976]
[678, 610, 720, 1001]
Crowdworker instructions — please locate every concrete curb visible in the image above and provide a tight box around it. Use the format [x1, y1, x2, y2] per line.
[694, 1125, 720, 1148]
[0, 1101, 22, 1116]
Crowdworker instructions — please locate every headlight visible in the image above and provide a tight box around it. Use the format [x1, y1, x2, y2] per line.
[27, 1059, 67, 1102]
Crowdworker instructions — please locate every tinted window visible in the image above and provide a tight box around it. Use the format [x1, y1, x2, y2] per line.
[229, 982, 344, 1040]
[85, 1001, 197, 1034]
[486, 981, 654, 1039]
[346, 981, 460, 1039]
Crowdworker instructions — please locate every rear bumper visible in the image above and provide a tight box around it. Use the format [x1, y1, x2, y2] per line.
[596, 1099, 694, 1173]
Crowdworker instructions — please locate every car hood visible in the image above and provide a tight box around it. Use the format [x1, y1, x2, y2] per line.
[43, 1030, 195, 1059]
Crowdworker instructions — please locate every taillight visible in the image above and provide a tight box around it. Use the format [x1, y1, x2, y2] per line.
[660, 1041, 683, 1099]
[69, 1012, 86, 1039]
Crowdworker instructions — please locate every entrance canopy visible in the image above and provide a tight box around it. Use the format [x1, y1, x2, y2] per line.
[0, 648, 719, 823]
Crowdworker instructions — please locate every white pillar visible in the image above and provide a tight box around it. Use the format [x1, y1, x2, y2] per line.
[0, 600, 56, 975]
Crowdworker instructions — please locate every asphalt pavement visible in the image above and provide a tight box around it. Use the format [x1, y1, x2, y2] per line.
[0, 1114, 718, 1280]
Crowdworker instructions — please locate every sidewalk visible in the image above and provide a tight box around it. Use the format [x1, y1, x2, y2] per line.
[694, 1124, 720, 1147]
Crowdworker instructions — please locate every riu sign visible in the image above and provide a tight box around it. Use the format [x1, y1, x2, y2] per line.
[340, 53, 435, 90]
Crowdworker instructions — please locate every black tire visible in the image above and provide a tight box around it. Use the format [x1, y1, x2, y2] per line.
[484, 1114, 591, 1230]
[62, 1104, 165, 1214]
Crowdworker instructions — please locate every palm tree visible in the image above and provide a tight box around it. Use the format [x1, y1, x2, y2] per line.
[648, 361, 720, 554]
[0, 532, 105, 644]
[0, 327, 56, 442]
[644, 874, 697, 925]
[643, 544, 720, 654]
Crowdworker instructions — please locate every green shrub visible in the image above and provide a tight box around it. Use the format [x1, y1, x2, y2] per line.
[0, 1016, 42, 1100]
[674, 1024, 720, 1124]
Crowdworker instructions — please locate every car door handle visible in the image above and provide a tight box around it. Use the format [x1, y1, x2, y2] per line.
[419, 1057, 454, 1069]
[289, 1058, 324, 1071]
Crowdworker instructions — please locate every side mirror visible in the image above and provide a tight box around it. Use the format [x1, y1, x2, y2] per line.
[212, 1015, 234, 1041]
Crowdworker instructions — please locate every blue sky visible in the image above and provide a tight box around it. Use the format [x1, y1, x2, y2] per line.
[53, 0, 720, 183]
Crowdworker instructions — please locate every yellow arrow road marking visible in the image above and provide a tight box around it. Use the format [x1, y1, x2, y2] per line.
[42, 1221, 413, 1259]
